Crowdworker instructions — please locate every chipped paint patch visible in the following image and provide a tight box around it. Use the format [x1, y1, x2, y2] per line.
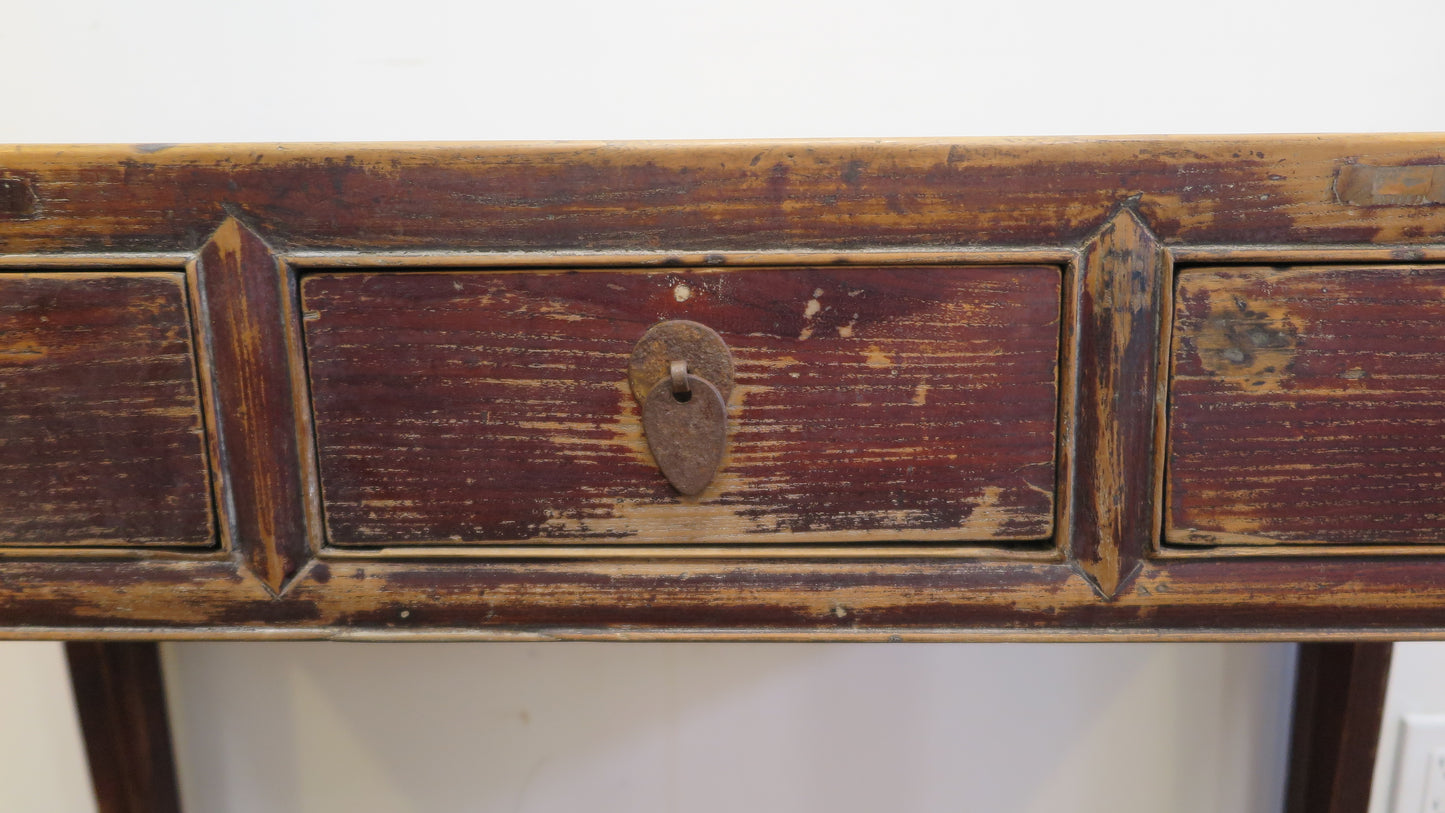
[798, 288, 825, 339]
[1336, 164, 1445, 206]
[0, 339, 46, 364]
[864, 345, 892, 368]
[1193, 287, 1299, 392]
[804, 289, 823, 318]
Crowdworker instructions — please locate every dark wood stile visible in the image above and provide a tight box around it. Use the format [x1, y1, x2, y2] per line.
[1066, 207, 1167, 598]
[190, 219, 316, 594]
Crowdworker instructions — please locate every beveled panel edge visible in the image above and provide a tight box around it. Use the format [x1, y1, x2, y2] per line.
[1156, 543, 1445, 559]
[283, 248, 1081, 268]
[1172, 261, 1445, 274]
[312, 544, 1061, 562]
[0, 253, 197, 268]
[298, 259, 1067, 558]
[0, 547, 233, 561]
[7, 245, 1445, 269]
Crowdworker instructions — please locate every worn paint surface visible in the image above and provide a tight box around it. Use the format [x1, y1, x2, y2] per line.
[192, 220, 314, 591]
[301, 266, 1061, 545]
[1067, 209, 1165, 597]
[0, 273, 213, 546]
[1, 139, 1445, 640]
[1169, 265, 1445, 545]
[4, 554, 1445, 637]
[1, 137, 1444, 254]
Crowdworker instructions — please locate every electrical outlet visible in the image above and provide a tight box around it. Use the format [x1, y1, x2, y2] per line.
[1391, 715, 1445, 813]
[1425, 748, 1445, 813]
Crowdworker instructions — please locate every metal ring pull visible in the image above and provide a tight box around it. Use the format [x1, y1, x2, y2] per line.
[669, 360, 690, 396]
[628, 321, 734, 496]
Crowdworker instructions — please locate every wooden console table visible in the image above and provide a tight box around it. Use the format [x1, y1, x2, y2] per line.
[2, 137, 1440, 810]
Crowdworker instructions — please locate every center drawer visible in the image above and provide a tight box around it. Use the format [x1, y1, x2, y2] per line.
[300, 265, 1061, 547]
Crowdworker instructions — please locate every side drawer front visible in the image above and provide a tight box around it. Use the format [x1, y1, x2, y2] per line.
[1167, 265, 1445, 547]
[0, 273, 214, 547]
[301, 265, 1062, 547]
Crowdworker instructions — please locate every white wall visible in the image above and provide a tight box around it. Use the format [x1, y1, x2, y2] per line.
[0, 643, 95, 812]
[4, 0, 1445, 141]
[2, 2, 1444, 812]
[165, 642, 1295, 813]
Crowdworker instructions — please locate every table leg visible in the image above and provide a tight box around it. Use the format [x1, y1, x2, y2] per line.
[1284, 642, 1394, 813]
[65, 642, 183, 813]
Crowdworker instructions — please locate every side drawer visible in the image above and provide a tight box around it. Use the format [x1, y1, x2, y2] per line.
[300, 265, 1062, 547]
[0, 273, 214, 547]
[1166, 264, 1445, 547]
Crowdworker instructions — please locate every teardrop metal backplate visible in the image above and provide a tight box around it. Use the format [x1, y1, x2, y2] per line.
[641, 374, 727, 496]
[628, 320, 734, 405]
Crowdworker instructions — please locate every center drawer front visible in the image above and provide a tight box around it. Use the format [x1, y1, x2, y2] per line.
[301, 266, 1061, 546]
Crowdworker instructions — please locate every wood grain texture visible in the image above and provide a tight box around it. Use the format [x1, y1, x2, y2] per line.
[1168, 265, 1445, 546]
[192, 219, 314, 591]
[0, 273, 212, 547]
[1, 136, 1443, 255]
[0, 137, 1443, 640]
[302, 266, 1060, 545]
[65, 642, 182, 813]
[1067, 209, 1166, 597]
[4, 554, 1445, 637]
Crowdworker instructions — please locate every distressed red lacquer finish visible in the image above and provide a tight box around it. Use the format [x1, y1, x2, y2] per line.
[1067, 210, 1167, 597]
[1169, 265, 1445, 546]
[192, 220, 314, 590]
[301, 266, 1061, 545]
[3, 137, 1445, 255]
[0, 273, 212, 546]
[0, 137, 1443, 646]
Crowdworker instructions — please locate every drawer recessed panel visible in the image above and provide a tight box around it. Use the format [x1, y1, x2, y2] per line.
[0, 273, 214, 547]
[1167, 265, 1445, 547]
[301, 266, 1061, 547]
